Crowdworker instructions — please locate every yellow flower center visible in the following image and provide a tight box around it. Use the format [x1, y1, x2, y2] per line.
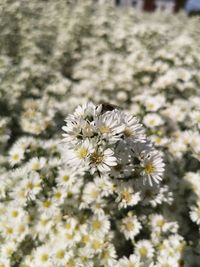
[32, 163, 40, 170]
[6, 227, 13, 235]
[54, 192, 62, 199]
[92, 240, 101, 250]
[156, 219, 165, 227]
[82, 235, 90, 244]
[126, 222, 134, 231]
[90, 190, 99, 198]
[90, 152, 104, 164]
[147, 103, 155, 109]
[77, 147, 88, 159]
[144, 163, 155, 174]
[66, 260, 75, 267]
[99, 126, 111, 134]
[42, 200, 51, 208]
[102, 250, 110, 260]
[27, 182, 34, 190]
[12, 154, 19, 161]
[65, 223, 71, 230]
[139, 247, 147, 257]
[92, 220, 101, 230]
[121, 191, 132, 202]
[11, 210, 19, 217]
[40, 219, 48, 226]
[40, 253, 48, 262]
[63, 175, 69, 181]
[56, 250, 65, 259]
[124, 127, 132, 137]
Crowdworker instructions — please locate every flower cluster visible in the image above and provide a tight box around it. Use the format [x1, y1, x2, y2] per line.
[1, 0, 200, 266]
[62, 102, 164, 186]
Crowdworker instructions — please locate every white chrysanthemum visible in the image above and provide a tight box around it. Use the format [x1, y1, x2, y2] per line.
[143, 114, 164, 128]
[82, 182, 101, 205]
[28, 157, 46, 171]
[95, 109, 124, 144]
[122, 112, 146, 142]
[9, 147, 24, 166]
[118, 254, 141, 267]
[140, 151, 165, 186]
[116, 182, 141, 209]
[155, 255, 179, 267]
[38, 198, 59, 217]
[120, 214, 142, 240]
[33, 245, 52, 267]
[56, 169, 76, 189]
[94, 176, 114, 197]
[89, 147, 117, 173]
[90, 214, 110, 237]
[20, 171, 42, 200]
[135, 240, 154, 259]
[64, 138, 93, 168]
[100, 244, 117, 267]
[51, 239, 72, 265]
[190, 205, 200, 225]
[144, 95, 165, 112]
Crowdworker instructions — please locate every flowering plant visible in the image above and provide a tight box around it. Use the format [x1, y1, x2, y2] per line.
[1, 0, 200, 266]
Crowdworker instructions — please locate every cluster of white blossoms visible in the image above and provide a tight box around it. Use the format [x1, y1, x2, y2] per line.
[1, 0, 200, 266]
[62, 102, 164, 186]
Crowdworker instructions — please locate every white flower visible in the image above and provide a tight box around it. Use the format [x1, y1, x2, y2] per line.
[38, 198, 59, 217]
[95, 109, 124, 144]
[155, 256, 179, 267]
[116, 182, 141, 209]
[28, 157, 46, 171]
[89, 147, 117, 173]
[135, 240, 154, 259]
[100, 244, 117, 267]
[140, 151, 165, 186]
[190, 205, 200, 225]
[33, 245, 52, 267]
[118, 254, 141, 267]
[21, 171, 42, 200]
[120, 214, 142, 240]
[9, 147, 24, 166]
[122, 113, 146, 142]
[90, 214, 110, 237]
[82, 182, 101, 205]
[64, 138, 93, 168]
[144, 95, 165, 112]
[94, 175, 114, 197]
[143, 114, 164, 128]
[56, 169, 76, 189]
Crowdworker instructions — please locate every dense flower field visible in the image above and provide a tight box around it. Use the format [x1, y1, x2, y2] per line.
[0, 0, 200, 266]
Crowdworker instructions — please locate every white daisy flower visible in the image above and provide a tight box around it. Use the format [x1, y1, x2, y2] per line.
[9, 147, 24, 166]
[118, 254, 141, 267]
[90, 214, 110, 237]
[28, 157, 46, 171]
[120, 214, 142, 240]
[140, 151, 165, 186]
[135, 240, 154, 259]
[190, 205, 200, 225]
[122, 113, 146, 143]
[89, 147, 117, 173]
[64, 138, 93, 168]
[143, 114, 164, 128]
[95, 109, 124, 144]
[33, 245, 52, 267]
[116, 182, 141, 209]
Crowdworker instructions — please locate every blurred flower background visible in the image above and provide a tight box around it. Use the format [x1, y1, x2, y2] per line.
[0, 0, 200, 266]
